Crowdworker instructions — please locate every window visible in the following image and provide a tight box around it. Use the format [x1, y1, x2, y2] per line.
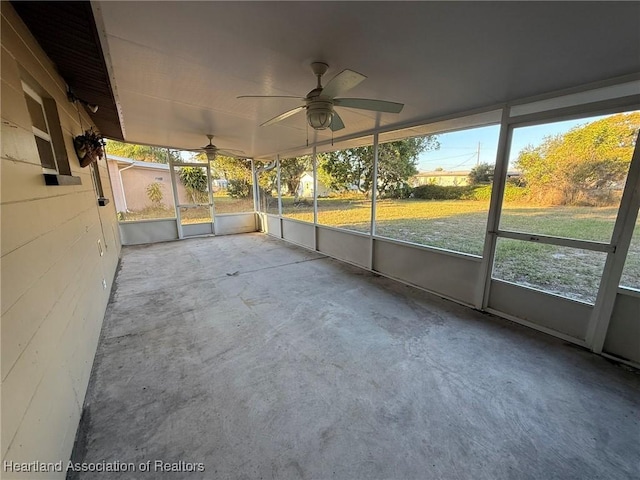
[23, 82, 56, 171]
[493, 111, 640, 303]
[209, 156, 254, 214]
[105, 142, 177, 221]
[280, 153, 314, 223]
[374, 123, 500, 255]
[317, 136, 374, 233]
[174, 164, 211, 225]
[499, 113, 638, 242]
[22, 81, 72, 177]
[257, 160, 278, 215]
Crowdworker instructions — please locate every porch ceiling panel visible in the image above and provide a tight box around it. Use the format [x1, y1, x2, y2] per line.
[26, 1, 640, 157]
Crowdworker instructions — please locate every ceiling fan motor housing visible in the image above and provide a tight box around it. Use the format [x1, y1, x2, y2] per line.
[203, 145, 218, 162]
[306, 99, 334, 130]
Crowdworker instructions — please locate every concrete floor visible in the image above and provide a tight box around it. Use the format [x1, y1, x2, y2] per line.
[71, 233, 639, 480]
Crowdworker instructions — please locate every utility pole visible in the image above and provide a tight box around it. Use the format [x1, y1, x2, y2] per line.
[476, 142, 481, 166]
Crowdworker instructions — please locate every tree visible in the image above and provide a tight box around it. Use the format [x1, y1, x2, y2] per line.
[209, 155, 258, 198]
[468, 163, 494, 185]
[105, 140, 181, 164]
[179, 167, 208, 204]
[210, 155, 252, 182]
[377, 137, 438, 196]
[227, 179, 251, 198]
[280, 156, 311, 200]
[515, 112, 640, 205]
[320, 147, 369, 194]
[320, 136, 439, 197]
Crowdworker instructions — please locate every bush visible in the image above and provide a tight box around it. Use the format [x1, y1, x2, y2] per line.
[412, 184, 475, 200]
[228, 179, 251, 198]
[381, 182, 413, 199]
[503, 184, 529, 202]
[146, 182, 163, 205]
[412, 184, 529, 202]
[179, 167, 208, 204]
[468, 184, 528, 202]
[469, 184, 492, 201]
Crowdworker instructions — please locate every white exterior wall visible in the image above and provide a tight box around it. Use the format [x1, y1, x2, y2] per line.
[298, 172, 329, 198]
[1, 4, 121, 478]
[106, 157, 128, 212]
[412, 172, 470, 186]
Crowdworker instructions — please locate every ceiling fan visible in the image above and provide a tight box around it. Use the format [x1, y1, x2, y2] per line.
[187, 134, 245, 161]
[238, 62, 404, 132]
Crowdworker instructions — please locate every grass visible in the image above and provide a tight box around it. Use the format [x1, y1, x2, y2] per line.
[120, 194, 640, 303]
[500, 206, 619, 242]
[280, 195, 640, 303]
[493, 239, 608, 303]
[118, 196, 254, 224]
[213, 194, 254, 215]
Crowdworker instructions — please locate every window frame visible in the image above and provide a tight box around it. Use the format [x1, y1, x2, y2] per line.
[22, 81, 57, 173]
[21, 78, 80, 185]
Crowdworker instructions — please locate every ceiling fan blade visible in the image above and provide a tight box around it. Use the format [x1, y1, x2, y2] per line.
[217, 150, 246, 158]
[322, 69, 366, 99]
[214, 148, 245, 156]
[221, 148, 245, 154]
[237, 95, 304, 99]
[330, 111, 345, 132]
[261, 105, 305, 127]
[334, 98, 404, 113]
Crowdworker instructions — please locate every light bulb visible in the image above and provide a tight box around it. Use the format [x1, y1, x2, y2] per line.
[306, 101, 334, 130]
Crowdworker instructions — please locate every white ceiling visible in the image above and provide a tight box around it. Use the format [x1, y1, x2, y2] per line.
[94, 1, 640, 158]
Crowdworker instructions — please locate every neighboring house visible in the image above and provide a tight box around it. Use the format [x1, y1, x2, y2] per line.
[411, 170, 522, 187]
[411, 170, 472, 187]
[298, 171, 330, 198]
[213, 178, 229, 190]
[107, 154, 219, 212]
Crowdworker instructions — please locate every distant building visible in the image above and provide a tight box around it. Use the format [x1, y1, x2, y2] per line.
[106, 155, 179, 212]
[107, 154, 227, 212]
[410, 169, 521, 187]
[298, 171, 330, 198]
[411, 170, 471, 187]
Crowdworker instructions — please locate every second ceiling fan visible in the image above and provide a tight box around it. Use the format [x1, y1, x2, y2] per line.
[238, 62, 404, 132]
[185, 134, 245, 161]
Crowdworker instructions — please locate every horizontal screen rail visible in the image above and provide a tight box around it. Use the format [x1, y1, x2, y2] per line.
[495, 229, 614, 253]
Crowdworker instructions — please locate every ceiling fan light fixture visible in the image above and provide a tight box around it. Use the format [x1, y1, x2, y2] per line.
[203, 134, 217, 162]
[204, 149, 216, 162]
[307, 102, 333, 130]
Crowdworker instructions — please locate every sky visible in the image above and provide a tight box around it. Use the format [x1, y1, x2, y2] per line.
[416, 114, 608, 172]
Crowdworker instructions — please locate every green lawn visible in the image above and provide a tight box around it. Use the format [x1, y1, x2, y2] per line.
[281, 196, 639, 303]
[118, 196, 254, 224]
[120, 194, 639, 303]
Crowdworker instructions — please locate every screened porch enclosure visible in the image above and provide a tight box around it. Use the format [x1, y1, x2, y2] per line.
[113, 81, 640, 367]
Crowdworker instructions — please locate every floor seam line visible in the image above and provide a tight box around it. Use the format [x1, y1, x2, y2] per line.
[231, 256, 328, 276]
